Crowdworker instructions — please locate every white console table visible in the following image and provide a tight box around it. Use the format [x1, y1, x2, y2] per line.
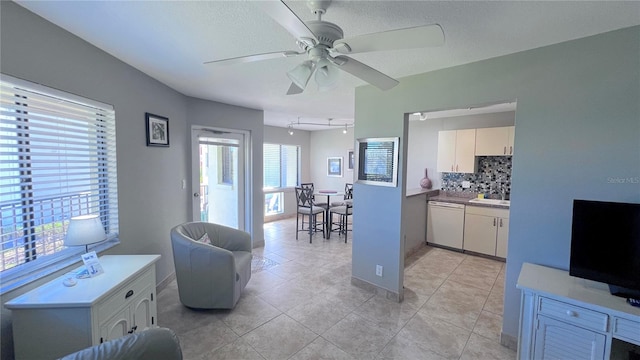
[517, 263, 640, 360]
[5, 254, 161, 360]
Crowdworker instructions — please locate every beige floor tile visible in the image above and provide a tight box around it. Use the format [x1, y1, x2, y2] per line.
[378, 335, 449, 360]
[472, 310, 503, 341]
[243, 269, 288, 296]
[320, 283, 376, 311]
[243, 314, 319, 360]
[177, 320, 239, 359]
[218, 295, 282, 336]
[419, 279, 490, 330]
[398, 312, 471, 359]
[323, 313, 395, 359]
[200, 337, 265, 360]
[258, 281, 317, 312]
[286, 296, 353, 334]
[354, 294, 420, 333]
[483, 287, 505, 316]
[290, 336, 356, 360]
[459, 333, 516, 360]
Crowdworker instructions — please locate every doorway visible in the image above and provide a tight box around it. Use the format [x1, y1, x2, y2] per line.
[191, 127, 248, 230]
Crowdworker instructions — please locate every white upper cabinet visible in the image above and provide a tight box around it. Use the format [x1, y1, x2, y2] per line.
[475, 126, 515, 156]
[437, 129, 476, 173]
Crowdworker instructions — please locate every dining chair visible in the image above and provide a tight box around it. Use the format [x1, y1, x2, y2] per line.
[328, 202, 352, 243]
[331, 183, 353, 207]
[300, 182, 328, 209]
[295, 187, 326, 243]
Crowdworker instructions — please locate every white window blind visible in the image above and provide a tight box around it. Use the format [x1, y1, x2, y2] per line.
[0, 74, 119, 275]
[263, 143, 299, 189]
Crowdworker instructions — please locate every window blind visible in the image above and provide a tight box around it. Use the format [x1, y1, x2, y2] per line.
[0, 74, 118, 273]
[263, 143, 299, 189]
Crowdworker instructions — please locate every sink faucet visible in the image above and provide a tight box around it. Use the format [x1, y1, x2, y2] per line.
[501, 186, 507, 201]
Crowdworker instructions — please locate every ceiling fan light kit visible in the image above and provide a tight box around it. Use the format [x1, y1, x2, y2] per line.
[204, 0, 444, 95]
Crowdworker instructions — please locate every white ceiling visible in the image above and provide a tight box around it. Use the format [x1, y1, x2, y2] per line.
[15, 1, 640, 130]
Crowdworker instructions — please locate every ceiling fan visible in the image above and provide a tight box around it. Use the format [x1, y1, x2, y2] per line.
[204, 0, 445, 95]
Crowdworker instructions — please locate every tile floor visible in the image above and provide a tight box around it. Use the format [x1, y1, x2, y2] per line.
[157, 217, 516, 360]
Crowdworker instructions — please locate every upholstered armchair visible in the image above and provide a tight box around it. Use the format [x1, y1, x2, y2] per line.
[58, 328, 182, 360]
[170, 222, 252, 309]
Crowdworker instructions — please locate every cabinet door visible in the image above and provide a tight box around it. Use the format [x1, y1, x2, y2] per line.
[463, 213, 497, 255]
[534, 315, 606, 360]
[507, 126, 515, 155]
[475, 127, 509, 156]
[496, 217, 509, 258]
[132, 285, 156, 331]
[99, 306, 131, 343]
[455, 129, 476, 173]
[437, 130, 456, 172]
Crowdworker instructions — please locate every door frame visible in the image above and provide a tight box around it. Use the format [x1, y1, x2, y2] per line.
[191, 125, 252, 234]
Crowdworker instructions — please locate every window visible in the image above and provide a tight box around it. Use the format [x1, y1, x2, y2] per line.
[0, 74, 118, 283]
[263, 143, 299, 189]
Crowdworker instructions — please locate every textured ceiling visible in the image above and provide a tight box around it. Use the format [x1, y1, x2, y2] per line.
[14, 1, 640, 130]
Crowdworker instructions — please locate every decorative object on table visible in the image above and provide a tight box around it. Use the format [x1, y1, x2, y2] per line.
[145, 112, 170, 147]
[348, 150, 354, 170]
[81, 251, 104, 278]
[356, 137, 400, 187]
[420, 168, 433, 189]
[327, 156, 343, 177]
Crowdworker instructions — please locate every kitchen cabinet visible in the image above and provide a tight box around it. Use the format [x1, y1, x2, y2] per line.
[517, 263, 640, 360]
[5, 255, 160, 360]
[475, 126, 515, 156]
[436, 129, 477, 173]
[463, 206, 509, 257]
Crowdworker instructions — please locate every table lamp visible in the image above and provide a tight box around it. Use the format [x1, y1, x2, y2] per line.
[65, 214, 106, 253]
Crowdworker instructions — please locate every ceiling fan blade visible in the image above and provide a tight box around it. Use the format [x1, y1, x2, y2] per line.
[286, 82, 304, 95]
[254, 0, 317, 42]
[333, 55, 399, 91]
[332, 24, 444, 54]
[204, 51, 303, 66]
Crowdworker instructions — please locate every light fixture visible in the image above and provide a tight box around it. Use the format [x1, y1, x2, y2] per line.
[288, 125, 294, 135]
[314, 58, 339, 91]
[343, 124, 347, 134]
[419, 113, 428, 121]
[65, 214, 106, 253]
[286, 117, 354, 134]
[287, 60, 314, 89]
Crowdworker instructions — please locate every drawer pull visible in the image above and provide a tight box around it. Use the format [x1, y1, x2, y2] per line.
[125, 290, 134, 299]
[566, 310, 577, 317]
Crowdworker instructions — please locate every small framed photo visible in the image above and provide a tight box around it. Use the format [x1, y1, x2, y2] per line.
[348, 150, 354, 170]
[327, 157, 343, 177]
[145, 112, 169, 147]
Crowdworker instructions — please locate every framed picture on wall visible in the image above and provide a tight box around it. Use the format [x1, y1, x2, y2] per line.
[356, 137, 399, 187]
[145, 112, 170, 147]
[348, 150, 354, 170]
[327, 157, 343, 177]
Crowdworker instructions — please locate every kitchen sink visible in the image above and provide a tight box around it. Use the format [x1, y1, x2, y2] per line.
[468, 198, 510, 207]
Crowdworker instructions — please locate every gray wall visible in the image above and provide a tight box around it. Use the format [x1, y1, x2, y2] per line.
[353, 25, 640, 342]
[263, 125, 311, 220]
[309, 127, 356, 190]
[407, 111, 515, 191]
[0, 2, 264, 358]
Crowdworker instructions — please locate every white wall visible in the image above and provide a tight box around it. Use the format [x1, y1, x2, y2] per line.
[309, 127, 355, 191]
[407, 111, 515, 190]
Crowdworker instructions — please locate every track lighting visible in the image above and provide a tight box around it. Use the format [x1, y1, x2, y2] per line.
[343, 124, 347, 134]
[288, 125, 294, 135]
[286, 117, 354, 134]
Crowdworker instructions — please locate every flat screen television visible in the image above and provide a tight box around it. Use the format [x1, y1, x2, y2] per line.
[570, 199, 640, 298]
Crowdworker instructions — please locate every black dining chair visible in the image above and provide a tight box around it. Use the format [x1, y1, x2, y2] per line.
[328, 202, 352, 243]
[295, 187, 326, 243]
[331, 183, 353, 207]
[300, 182, 328, 209]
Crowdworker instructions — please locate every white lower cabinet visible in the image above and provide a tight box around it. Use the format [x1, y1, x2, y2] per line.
[517, 263, 640, 360]
[6, 255, 160, 360]
[463, 206, 509, 257]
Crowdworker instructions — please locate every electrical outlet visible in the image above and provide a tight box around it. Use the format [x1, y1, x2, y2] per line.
[462, 181, 471, 189]
[376, 265, 383, 277]
[181, 179, 186, 189]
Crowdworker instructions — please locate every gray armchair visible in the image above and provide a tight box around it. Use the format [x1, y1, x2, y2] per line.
[58, 328, 182, 360]
[170, 222, 252, 309]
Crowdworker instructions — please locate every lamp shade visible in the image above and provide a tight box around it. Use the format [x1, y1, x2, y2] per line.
[65, 214, 106, 247]
[287, 61, 314, 89]
[315, 58, 339, 91]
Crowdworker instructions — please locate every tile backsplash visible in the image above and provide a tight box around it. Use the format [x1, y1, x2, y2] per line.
[441, 156, 512, 197]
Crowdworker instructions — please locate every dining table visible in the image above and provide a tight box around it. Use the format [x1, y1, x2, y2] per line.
[314, 190, 345, 236]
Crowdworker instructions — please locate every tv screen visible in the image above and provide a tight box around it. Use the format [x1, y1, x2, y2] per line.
[569, 199, 640, 297]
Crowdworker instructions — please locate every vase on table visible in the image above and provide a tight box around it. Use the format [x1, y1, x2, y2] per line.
[420, 168, 433, 189]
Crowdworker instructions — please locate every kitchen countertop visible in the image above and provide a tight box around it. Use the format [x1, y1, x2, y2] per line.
[428, 194, 510, 209]
[406, 188, 440, 197]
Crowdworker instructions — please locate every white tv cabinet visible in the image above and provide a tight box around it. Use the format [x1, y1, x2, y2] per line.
[5, 254, 160, 360]
[517, 263, 640, 360]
